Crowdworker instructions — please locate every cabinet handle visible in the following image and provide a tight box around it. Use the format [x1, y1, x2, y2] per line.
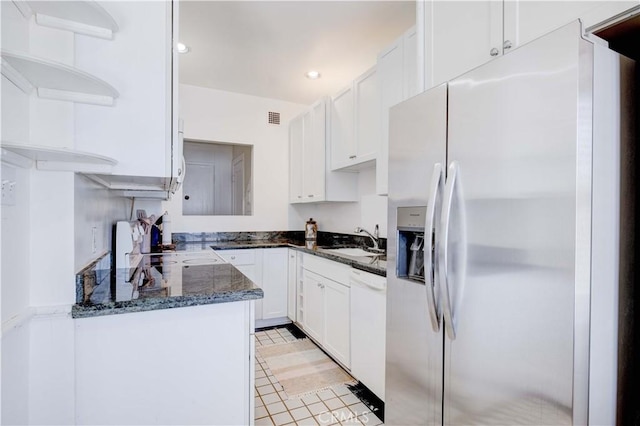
[349, 155, 357, 159]
[489, 48, 499, 57]
[231, 256, 236, 260]
[503, 40, 513, 50]
[308, 194, 314, 198]
[184, 195, 190, 200]
[297, 196, 302, 199]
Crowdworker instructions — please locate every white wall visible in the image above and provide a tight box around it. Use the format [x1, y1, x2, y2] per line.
[289, 167, 389, 237]
[74, 174, 139, 272]
[163, 84, 307, 232]
[168, 84, 388, 237]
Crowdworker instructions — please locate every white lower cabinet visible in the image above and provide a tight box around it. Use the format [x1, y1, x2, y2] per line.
[217, 248, 289, 326]
[323, 279, 351, 367]
[301, 254, 351, 368]
[75, 302, 255, 425]
[302, 270, 325, 343]
[262, 248, 289, 319]
[287, 249, 303, 323]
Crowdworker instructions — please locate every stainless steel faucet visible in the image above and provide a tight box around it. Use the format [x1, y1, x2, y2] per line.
[355, 224, 384, 253]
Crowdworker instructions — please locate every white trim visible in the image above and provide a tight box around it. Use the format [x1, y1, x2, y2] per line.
[1, 148, 34, 168]
[1, 60, 34, 94]
[2, 308, 35, 335]
[1, 305, 72, 335]
[35, 13, 113, 40]
[36, 160, 114, 173]
[37, 88, 115, 106]
[11, 0, 33, 19]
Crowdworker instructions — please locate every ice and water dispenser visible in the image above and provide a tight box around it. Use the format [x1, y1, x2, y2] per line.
[396, 206, 427, 281]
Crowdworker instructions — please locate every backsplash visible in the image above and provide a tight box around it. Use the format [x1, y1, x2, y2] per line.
[75, 251, 111, 304]
[173, 231, 386, 250]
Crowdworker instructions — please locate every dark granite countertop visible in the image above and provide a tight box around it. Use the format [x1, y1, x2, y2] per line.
[73, 250, 263, 319]
[208, 240, 387, 277]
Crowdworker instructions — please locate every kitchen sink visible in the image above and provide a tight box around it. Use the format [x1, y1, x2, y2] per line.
[324, 247, 380, 257]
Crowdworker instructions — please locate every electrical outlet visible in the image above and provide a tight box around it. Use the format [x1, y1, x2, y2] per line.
[92, 227, 97, 254]
[1, 180, 16, 206]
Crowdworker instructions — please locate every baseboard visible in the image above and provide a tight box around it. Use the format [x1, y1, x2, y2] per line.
[255, 317, 291, 329]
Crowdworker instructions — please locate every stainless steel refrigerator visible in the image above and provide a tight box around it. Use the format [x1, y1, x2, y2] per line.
[385, 21, 637, 425]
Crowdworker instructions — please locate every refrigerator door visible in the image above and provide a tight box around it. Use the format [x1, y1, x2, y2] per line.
[443, 22, 591, 425]
[386, 84, 447, 425]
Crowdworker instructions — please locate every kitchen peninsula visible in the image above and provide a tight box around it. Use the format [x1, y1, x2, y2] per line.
[73, 247, 262, 425]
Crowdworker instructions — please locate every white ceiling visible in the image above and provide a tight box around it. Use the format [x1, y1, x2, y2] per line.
[179, 1, 416, 105]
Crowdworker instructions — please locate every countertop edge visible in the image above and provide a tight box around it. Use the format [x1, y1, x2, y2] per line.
[210, 242, 386, 277]
[72, 288, 264, 319]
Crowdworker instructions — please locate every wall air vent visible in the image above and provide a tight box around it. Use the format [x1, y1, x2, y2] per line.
[268, 111, 281, 125]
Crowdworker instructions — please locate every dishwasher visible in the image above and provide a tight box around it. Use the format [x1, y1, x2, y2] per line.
[349, 268, 386, 401]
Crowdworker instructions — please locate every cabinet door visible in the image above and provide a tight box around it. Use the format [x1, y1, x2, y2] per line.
[426, 0, 502, 88]
[377, 38, 404, 196]
[262, 249, 288, 320]
[302, 270, 325, 343]
[403, 26, 419, 99]
[305, 99, 326, 201]
[330, 85, 356, 170]
[289, 114, 304, 203]
[218, 249, 262, 320]
[75, 1, 172, 177]
[235, 264, 262, 320]
[323, 279, 350, 368]
[504, 1, 638, 50]
[354, 66, 380, 164]
[287, 250, 297, 321]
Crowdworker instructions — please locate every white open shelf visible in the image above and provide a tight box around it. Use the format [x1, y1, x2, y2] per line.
[1, 50, 119, 106]
[1, 142, 117, 173]
[13, 0, 119, 39]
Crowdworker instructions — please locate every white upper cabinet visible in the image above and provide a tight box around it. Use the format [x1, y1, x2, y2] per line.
[377, 26, 418, 196]
[329, 85, 355, 170]
[353, 67, 380, 165]
[305, 100, 327, 201]
[289, 98, 357, 204]
[504, 1, 640, 49]
[329, 65, 380, 171]
[424, 1, 502, 88]
[403, 26, 420, 100]
[74, 1, 179, 189]
[422, 0, 640, 89]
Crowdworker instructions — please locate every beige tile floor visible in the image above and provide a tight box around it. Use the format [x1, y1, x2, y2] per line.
[255, 328, 383, 426]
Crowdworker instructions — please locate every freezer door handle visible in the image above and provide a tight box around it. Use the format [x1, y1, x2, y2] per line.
[424, 163, 443, 332]
[439, 161, 462, 340]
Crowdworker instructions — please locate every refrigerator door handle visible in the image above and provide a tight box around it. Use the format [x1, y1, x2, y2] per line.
[424, 163, 443, 332]
[440, 161, 458, 340]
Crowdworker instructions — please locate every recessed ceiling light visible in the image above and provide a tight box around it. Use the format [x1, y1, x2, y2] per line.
[177, 42, 190, 54]
[306, 70, 321, 79]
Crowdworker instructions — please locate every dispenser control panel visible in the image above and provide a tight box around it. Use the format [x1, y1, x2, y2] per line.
[397, 206, 426, 230]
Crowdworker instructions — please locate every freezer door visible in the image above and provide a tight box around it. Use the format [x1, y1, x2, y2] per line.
[442, 22, 592, 425]
[386, 84, 447, 425]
